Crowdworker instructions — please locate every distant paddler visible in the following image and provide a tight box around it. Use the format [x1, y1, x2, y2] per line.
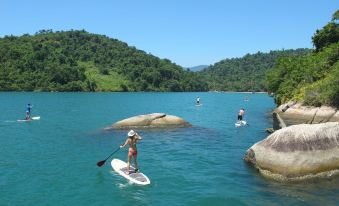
[196, 97, 200, 105]
[237, 108, 245, 122]
[235, 108, 247, 127]
[25, 103, 33, 120]
[120, 130, 143, 175]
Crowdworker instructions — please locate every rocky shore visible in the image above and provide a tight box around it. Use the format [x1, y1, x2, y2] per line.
[274, 103, 339, 127]
[248, 103, 339, 181]
[244, 122, 339, 181]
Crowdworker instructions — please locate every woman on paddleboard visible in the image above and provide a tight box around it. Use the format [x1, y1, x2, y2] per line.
[120, 130, 142, 174]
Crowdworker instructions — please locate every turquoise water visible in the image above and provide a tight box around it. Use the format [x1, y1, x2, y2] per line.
[0, 92, 338, 206]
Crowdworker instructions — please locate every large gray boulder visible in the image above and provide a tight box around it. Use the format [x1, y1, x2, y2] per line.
[112, 113, 191, 129]
[244, 122, 339, 181]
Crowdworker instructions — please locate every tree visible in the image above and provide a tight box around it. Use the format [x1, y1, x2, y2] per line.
[312, 10, 339, 51]
[332, 10, 339, 21]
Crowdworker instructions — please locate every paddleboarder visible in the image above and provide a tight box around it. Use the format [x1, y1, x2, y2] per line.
[238, 108, 245, 121]
[25, 103, 32, 120]
[196, 97, 200, 105]
[120, 130, 143, 175]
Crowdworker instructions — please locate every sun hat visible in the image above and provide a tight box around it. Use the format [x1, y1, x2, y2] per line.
[128, 130, 136, 137]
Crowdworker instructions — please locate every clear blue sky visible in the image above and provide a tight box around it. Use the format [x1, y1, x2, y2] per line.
[1, 0, 338, 67]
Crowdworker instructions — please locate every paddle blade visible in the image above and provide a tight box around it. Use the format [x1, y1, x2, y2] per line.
[96, 160, 106, 167]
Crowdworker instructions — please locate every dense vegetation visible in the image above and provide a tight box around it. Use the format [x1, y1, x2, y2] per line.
[0, 30, 208, 92]
[1, 10, 337, 105]
[266, 10, 339, 107]
[198, 49, 311, 91]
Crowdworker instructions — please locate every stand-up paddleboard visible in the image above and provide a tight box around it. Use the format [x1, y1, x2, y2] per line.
[235, 120, 247, 127]
[17, 116, 40, 122]
[111, 159, 150, 185]
[196, 104, 203, 107]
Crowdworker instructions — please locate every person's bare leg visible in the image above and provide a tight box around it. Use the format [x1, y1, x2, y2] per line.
[126, 155, 131, 175]
[134, 155, 138, 172]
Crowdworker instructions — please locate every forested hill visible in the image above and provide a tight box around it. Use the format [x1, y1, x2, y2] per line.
[188, 65, 208, 72]
[266, 10, 339, 107]
[0, 30, 208, 92]
[198, 49, 311, 91]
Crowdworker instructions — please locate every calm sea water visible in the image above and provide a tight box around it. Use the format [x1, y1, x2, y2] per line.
[0, 92, 338, 206]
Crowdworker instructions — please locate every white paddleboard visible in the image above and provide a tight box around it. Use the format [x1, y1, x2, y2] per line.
[17, 116, 40, 122]
[111, 159, 150, 185]
[196, 104, 203, 107]
[235, 120, 247, 127]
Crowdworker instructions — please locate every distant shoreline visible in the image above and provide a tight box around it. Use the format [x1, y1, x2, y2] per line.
[208, 91, 267, 94]
[0, 91, 269, 93]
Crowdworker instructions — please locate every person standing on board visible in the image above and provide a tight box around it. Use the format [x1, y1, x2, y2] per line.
[120, 130, 143, 175]
[238, 108, 245, 121]
[196, 97, 200, 105]
[25, 103, 32, 120]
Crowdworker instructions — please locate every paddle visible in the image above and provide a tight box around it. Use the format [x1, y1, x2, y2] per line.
[96, 147, 120, 167]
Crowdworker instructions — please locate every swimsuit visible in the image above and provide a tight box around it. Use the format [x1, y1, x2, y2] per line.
[128, 148, 137, 157]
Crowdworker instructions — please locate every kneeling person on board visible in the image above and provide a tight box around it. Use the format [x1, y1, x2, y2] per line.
[238, 108, 245, 121]
[120, 130, 143, 175]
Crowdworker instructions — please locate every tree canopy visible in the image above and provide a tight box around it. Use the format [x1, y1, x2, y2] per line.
[0, 30, 208, 92]
[197, 49, 311, 92]
[312, 10, 339, 51]
[266, 10, 339, 107]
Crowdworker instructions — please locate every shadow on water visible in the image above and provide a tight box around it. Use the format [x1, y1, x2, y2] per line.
[86, 125, 221, 141]
[109, 171, 152, 206]
[191, 197, 248, 206]
[95, 171, 106, 184]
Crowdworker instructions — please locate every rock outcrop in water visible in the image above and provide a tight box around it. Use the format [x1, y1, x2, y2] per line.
[111, 113, 191, 129]
[244, 122, 339, 181]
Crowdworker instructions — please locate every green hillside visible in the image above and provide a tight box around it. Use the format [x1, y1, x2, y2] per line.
[0, 30, 208, 92]
[266, 10, 339, 107]
[198, 49, 311, 92]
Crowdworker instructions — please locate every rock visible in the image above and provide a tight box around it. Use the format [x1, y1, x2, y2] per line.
[275, 103, 338, 126]
[272, 112, 286, 130]
[329, 110, 339, 122]
[244, 122, 339, 181]
[112, 113, 191, 129]
[265, 128, 275, 133]
[281, 105, 290, 112]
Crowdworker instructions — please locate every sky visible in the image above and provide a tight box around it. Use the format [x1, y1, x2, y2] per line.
[1, 0, 338, 67]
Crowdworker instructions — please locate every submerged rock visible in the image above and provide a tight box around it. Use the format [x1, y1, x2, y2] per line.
[112, 113, 191, 129]
[244, 122, 339, 181]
